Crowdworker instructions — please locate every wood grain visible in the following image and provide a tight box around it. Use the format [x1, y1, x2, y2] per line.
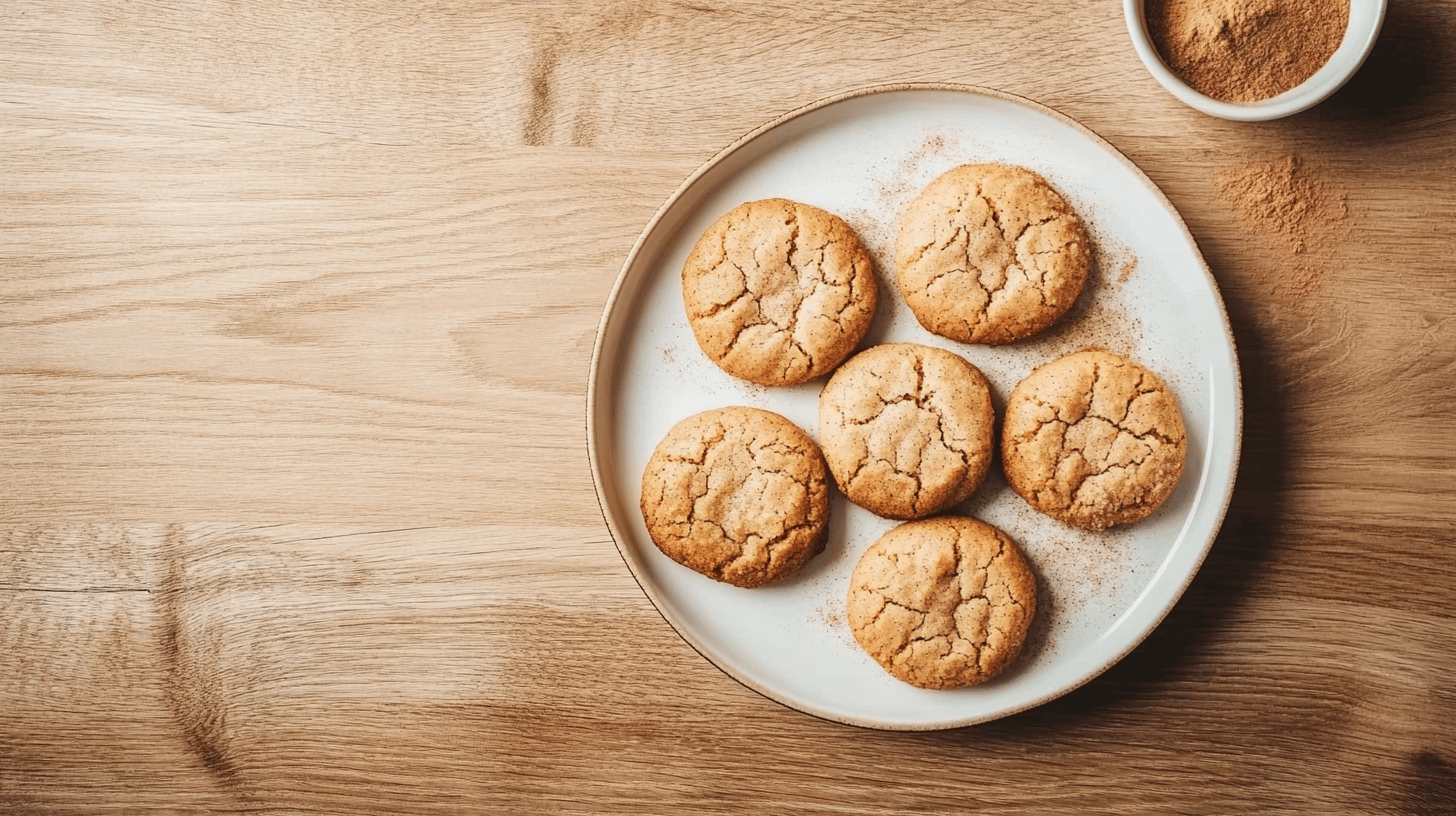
[3, 1, 1455, 813]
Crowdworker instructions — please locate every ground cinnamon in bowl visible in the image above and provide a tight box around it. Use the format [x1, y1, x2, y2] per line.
[1146, 0, 1351, 102]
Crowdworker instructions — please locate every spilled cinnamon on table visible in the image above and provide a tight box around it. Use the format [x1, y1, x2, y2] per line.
[1146, 0, 1350, 102]
[1214, 155, 1349, 299]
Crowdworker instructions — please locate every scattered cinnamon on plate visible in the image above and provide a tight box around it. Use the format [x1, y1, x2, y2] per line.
[1146, 0, 1350, 102]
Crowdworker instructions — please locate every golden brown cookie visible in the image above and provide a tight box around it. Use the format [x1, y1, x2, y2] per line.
[847, 516, 1037, 690]
[682, 199, 878, 386]
[818, 343, 995, 520]
[896, 163, 1090, 345]
[640, 406, 830, 588]
[1001, 349, 1188, 531]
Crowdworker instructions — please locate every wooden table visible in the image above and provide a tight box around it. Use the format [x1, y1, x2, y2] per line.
[4, 2, 1454, 813]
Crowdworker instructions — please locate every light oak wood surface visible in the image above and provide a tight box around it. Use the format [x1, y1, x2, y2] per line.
[3, 1, 1454, 813]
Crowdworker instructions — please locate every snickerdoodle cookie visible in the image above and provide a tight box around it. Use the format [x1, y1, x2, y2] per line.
[847, 516, 1037, 690]
[640, 406, 830, 588]
[682, 199, 878, 386]
[896, 163, 1090, 345]
[818, 343, 995, 520]
[1001, 349, 1188, 531]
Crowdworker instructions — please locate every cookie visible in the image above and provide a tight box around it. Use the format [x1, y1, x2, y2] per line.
[682, 198, 878, 386]
[818, 343, 995, 520]
[896, 163, 1090, 345]
[847, 516, 1037, 690]
[1001, 349, 1188, 531]
[639, 406, 830, 587]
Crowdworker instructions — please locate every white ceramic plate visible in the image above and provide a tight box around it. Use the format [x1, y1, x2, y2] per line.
[588, 83, 1241, 730]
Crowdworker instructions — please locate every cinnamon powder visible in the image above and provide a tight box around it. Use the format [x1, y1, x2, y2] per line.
[1215, 154, 1350, 299]
[1214, 155, 1346, 253]
[1147, 0, 1350, 102]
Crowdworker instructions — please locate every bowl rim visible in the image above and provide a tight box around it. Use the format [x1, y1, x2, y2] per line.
[1124, 0, 1388, 121]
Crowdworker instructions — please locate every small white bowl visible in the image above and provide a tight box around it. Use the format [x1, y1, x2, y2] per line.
[1125, 0, 1387, 121]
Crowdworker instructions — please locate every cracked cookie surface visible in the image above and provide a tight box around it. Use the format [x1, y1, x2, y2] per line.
[682, 198, 878, 386]
[818, 343, 995, 520]
[640, 406, 830, 588]
[896, 163, 1089, 345]
[847, 516, 1037, 690]
[1002, 350, 1188, 531]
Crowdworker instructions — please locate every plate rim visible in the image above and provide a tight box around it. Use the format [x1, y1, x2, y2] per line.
[586, 81, 1243, 730]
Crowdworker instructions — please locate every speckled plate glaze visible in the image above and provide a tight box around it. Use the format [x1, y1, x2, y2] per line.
[587, 84, 1241, 730]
